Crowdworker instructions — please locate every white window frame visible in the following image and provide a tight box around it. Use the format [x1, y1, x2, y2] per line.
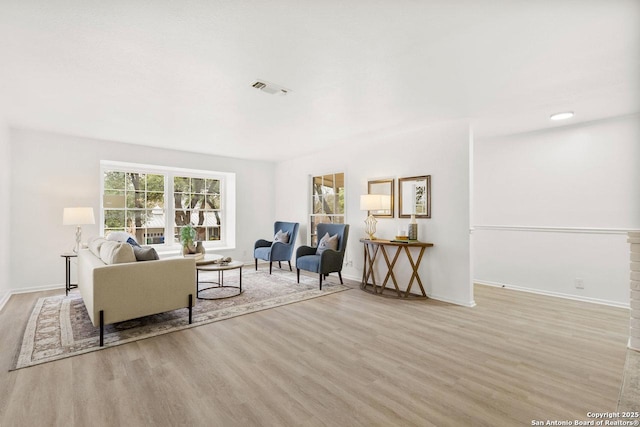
[308, 171, 346, 246]
[100, 160, 236, 253]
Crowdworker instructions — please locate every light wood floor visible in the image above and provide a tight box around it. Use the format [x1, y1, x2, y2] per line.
[0, 282, 631, 426]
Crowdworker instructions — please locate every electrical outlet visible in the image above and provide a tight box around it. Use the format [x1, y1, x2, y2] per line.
[575, 278, 584, 289]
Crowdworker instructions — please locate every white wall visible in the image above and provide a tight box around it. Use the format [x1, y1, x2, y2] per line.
[10, 128, 275, 292]
[274, 121, 473, 306]
[0, 120, 10, 307]
[474, 114, 640, 306]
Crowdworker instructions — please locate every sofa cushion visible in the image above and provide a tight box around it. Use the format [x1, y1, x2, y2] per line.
[133, 245, 159, 261]
[88, 237, 108, 258]
[99, 240, 136, 264]
[316, 232, 339, 255]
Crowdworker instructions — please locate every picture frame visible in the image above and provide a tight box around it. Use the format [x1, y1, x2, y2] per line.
[398, 175, 431, 218]
[367, 178, 394, 218]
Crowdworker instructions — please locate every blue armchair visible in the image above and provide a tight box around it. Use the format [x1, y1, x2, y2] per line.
[254, 221, 299, 274]
[296, 223, 350, 290]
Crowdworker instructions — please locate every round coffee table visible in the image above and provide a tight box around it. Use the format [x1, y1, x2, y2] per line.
[196, 260, 244, 300]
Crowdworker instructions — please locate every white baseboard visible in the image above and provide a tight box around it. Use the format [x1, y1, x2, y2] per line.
[475, 280, 630, 309]
[343, 272, 476, 307]
[429, 292, 476, 307]
[0, 290, 11, 312]
[0, 283, 67, 313]
[11, 283, 66, 295]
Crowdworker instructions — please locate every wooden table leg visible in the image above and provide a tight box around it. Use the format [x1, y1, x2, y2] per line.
[379, 245, 403, 297]
[361, 243, 380, 293]
[404, 246, 427, 298]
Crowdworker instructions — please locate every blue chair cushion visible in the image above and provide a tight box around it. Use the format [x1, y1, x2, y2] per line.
[254, 247, 272, 261]
[296, 254, 321, 273]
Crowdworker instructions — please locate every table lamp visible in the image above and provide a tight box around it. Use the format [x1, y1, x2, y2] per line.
[360, 194, 390, 240]
[63, 207, 95, 253]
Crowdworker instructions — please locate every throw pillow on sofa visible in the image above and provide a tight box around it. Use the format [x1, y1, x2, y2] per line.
[106, 231, 138, 244]
[88, 236, 108, 258]
[133, 245, 159, 261]
[99, 240, 136, 264]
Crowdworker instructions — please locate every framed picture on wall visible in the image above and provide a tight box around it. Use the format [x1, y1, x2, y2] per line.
[367, 178, 394, 218]
[398, 175, 431, 218]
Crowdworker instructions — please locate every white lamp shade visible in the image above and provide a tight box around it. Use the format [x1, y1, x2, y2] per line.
[63, 207, 95, 225]
[360, 194, 390, 211]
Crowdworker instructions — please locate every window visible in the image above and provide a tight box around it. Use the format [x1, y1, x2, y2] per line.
[173, 176, 221, 242]
[101, 161, 236, 250]
[103, 171, 165, 244]
[309, 172, 345, 246]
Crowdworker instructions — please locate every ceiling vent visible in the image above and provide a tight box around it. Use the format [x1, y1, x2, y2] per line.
[252, 80, 290, 96]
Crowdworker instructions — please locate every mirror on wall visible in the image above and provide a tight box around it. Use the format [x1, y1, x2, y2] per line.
[398, 175, 431, 218]
[367, 179, 394, 218]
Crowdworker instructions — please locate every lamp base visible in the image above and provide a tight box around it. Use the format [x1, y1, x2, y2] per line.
[364, 215, 378, 241]
[74, 225, 82, 253]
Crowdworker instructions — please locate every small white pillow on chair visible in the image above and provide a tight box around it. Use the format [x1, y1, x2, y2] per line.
[274, 229, 290, 244]
[316, 232, 338, 255]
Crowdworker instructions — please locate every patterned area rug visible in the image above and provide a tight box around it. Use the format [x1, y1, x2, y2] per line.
[12, 268, 349, 370]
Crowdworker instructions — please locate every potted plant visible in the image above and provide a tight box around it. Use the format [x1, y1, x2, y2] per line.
[180, 224, 197, 255]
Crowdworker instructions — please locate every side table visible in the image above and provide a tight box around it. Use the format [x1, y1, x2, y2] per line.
[60, 252, 78, 296]
[196, 260, 244, 300]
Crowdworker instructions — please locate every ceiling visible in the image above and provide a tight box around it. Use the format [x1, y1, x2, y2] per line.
[1, 1, 638, 161]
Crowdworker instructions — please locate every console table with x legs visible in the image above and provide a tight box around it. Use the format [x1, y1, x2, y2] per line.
[360, 239, 434, 299]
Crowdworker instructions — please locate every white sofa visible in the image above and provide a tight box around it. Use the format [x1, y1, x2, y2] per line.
[78, 237, 196, 346]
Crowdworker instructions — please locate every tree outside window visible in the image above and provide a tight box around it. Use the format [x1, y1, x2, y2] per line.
[309, 172, 345, 246]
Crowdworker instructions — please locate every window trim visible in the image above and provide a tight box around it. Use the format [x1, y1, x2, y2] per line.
[308, 172, 346, 246]
[100, 160, 236, 252]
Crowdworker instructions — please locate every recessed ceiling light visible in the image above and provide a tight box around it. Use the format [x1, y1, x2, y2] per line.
[550, 111, 574, 121]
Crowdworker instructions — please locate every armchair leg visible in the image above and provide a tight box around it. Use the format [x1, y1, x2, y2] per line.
[338, 271, 343, 284]
[288, 261, 292, 271]
[255, 258, 258, 271]
[297, 268, 300, 283]
[319, 274, 323, 290]
[278, 261, 282, 269]
[269, 262, 272, 274]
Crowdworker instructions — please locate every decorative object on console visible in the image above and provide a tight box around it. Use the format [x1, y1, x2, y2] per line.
[63, 207, 95, 253]
[196, 241, 205, 255]
[408, 214, 418, 240]
[399, 175, 431, 218]
[180, 224, 197, 255]
[360, 194, 389, 240]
